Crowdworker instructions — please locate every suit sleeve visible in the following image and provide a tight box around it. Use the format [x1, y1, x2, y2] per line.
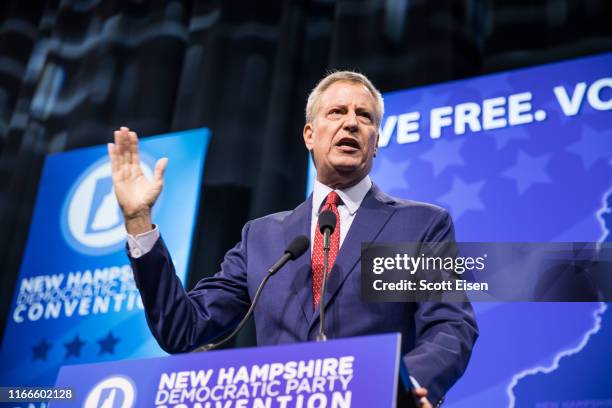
[129, 222, 252, 354]
[402, 209, 479, 406]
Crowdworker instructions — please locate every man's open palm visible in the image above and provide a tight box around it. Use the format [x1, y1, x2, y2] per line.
[107, 126, 167, 223]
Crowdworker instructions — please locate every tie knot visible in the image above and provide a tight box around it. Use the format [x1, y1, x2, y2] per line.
[325, 191, 341, 207]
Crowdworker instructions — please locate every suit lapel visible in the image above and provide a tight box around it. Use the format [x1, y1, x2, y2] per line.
[283, 196, 315, 325]
[310, 184, 396, 330]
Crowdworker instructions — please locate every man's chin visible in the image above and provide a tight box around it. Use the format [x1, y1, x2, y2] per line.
[333, 163, 369, 184]
[329, 154, 363, 169]
[332, 163, 361, 174]
[318, 167, 368, 189]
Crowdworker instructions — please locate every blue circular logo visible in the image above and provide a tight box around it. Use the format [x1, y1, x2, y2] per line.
[61, 154, 155, 255]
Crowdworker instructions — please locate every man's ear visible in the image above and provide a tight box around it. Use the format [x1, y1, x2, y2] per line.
[303, 123, 314, 152]
[374, 131, 380, 157]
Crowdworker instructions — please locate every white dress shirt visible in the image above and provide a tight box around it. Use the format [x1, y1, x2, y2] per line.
[126, 224, 160, 258]
[310, 176, 372, 253]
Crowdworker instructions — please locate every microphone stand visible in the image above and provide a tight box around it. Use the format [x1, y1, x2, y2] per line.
[317, 227, 331, 342]
[194, 271, 273, 352]
[193, 235, 309, 352]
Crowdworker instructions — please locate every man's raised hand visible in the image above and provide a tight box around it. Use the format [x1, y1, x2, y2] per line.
[107, 126, 168, 235]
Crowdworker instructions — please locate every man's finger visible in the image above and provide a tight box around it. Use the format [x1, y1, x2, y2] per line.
[154, 157, 168, 183]
[419, 398, 432, 408]
[107, 143, 121, 178]
[113, 130, 128, 181]
[129, 131, 140, 168]
[413, 387, 431, 408]
[120, 126, 132, 177]
[113, 130, 124, 167]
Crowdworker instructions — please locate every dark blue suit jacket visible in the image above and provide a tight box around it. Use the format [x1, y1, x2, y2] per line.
[130, 184, 478, 405]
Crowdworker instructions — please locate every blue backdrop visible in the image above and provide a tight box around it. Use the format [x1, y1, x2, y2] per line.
[0, 128, 210, 391]
[308, 52, 612, 407]
[379, 52, 611, 408]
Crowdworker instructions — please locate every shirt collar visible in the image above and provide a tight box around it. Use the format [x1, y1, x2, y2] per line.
[312, 176, 372, 216]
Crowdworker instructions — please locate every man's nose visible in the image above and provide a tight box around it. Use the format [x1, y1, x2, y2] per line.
[343, 111, 358, 132]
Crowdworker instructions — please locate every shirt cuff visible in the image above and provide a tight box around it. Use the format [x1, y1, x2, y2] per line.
[127, 225, 160, 258]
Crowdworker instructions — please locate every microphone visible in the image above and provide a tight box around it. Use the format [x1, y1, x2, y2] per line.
[268, 235, 310, 275]
[319, 210, 336, 243]
[317, 210, 337, 342]
[194, 235, 309, 352]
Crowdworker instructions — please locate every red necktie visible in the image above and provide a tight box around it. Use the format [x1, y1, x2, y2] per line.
[312, 191, 341, 308]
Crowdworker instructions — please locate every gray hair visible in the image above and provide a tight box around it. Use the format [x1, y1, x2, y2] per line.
[305, 71, 384, 126]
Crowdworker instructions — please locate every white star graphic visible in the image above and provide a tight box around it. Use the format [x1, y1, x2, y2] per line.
[502, 150, 552, 195]
[370, 155, 411, 194]
[492, 126, 531, 150]
[567, 125, 612, 170]
[438, 176, 486, 220]
[419, 138, 465, 176]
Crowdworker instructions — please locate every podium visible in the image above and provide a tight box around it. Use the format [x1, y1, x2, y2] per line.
[51, 333, 407, 407]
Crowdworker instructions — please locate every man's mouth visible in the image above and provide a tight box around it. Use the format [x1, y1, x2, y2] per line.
[335, 137, 360, 152]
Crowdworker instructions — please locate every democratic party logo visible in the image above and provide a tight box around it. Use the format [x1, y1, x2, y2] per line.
[61, 155, 155, 255]
[84, 375, 136, 408]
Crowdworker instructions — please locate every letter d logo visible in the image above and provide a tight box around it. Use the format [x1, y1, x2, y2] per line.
[61, 155, 155, 255]
[84, 375, 136, 408]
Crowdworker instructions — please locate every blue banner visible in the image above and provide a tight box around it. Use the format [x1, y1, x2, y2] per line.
[307, 52, 612, 406]
[50, 333, 400, 408]
[379, 53, 611, 407]
[0, 128, 210, 392]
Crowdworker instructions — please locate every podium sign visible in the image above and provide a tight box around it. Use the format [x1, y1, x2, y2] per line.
[51, 333, 401, 407]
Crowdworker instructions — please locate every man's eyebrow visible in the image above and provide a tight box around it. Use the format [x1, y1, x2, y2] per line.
[355, 106, 373, 114]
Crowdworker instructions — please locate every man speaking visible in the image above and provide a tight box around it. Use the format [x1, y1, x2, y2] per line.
[107, 71, 478, 407]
